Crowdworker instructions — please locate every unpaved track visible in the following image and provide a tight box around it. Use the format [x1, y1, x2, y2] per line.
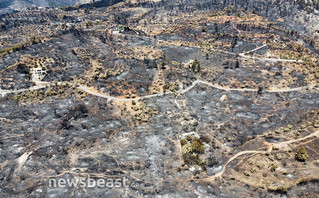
[78, 85, 173, 102]
[202, 130, 319, 182]
[0, 79, 317, 100]
[202, 150, 265, 181]
[244, 44, 267, 54]
[215, 45, 302, 63]
[275, 130, 319, 150]
[79, 80, 317, 101]
[239, 54, 301, 63]
[0, 42, 306, 98]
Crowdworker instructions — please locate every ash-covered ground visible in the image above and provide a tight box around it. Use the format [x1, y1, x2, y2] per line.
[1, 0, 319, 197]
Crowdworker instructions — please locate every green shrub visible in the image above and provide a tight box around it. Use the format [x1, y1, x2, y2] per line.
[180, 139, 188, 146]
[295, 146, 308, 161]
[190, 139, 204, 154]
[181, 136, 206, 167]
[45, 87, 57, 96]
[270, 164, 278, 172]
[191, 58, 201, 73]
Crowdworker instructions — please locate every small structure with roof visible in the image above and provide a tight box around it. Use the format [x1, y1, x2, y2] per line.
[30, 67, 46, 81]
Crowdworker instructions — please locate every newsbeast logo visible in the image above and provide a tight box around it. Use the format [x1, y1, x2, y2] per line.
[48, 176, 139, 188]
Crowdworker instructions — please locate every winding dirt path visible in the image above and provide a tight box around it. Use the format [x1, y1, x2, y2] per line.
[79, 79, 317, 101]
[202, 130, 319, 182]
[78, 85, 173, 102]
[243, 44, 267, 54]
[203, 150, 265, 181]
[274, 130, 319, 150]
[0, 79, 317, 100]
[0, 42, 310, 98]
[215, 45, 302, 63]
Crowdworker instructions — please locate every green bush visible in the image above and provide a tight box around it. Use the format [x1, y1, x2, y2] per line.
[181, 136, 206, 167]
[190, 139, 205, 154]
[180, 139, 188, 146]
[191, 58, 201, 73]
[270, 164, 278, 172]
[45, 87, 57, 96]
[295, 146, 308, 161]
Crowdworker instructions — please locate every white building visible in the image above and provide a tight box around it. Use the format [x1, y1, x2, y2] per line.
[30, 67, 46, 81]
